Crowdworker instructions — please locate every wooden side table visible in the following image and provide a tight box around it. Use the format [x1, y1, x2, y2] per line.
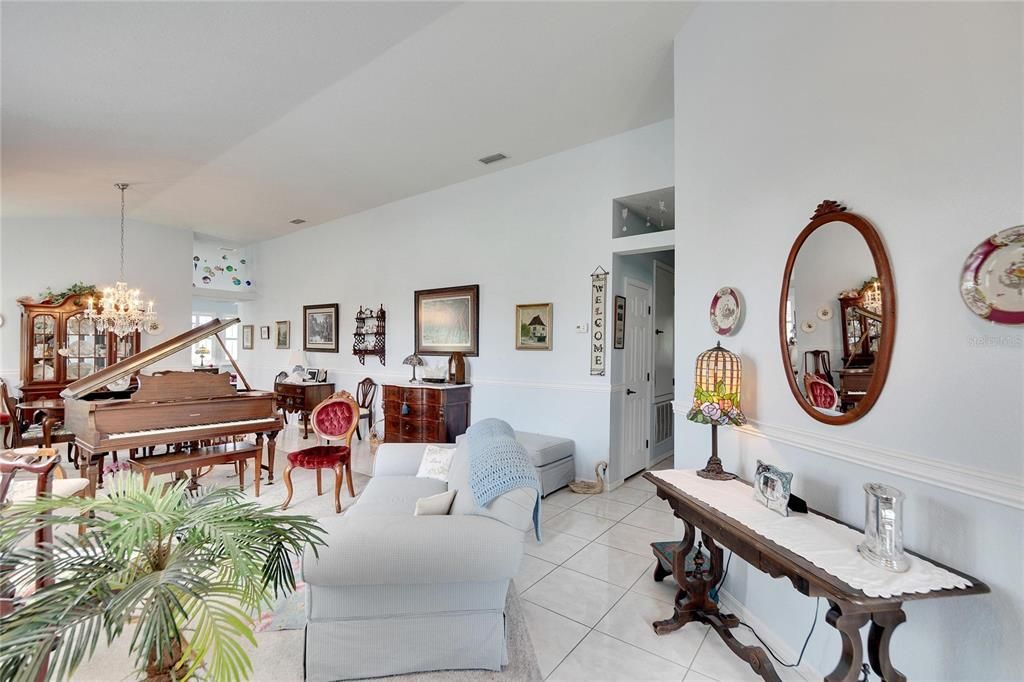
[275, 382, 335, 439]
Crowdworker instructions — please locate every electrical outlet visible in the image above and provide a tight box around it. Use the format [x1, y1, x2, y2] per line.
[575, 322, 589, 334]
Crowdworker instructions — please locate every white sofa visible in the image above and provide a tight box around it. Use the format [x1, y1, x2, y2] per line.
[301, 434, 538, 681]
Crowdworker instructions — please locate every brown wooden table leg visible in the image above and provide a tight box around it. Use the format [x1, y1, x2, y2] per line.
[868, 607, 907, 682]
[826, 600, 871, 682]
[302, 412, 310, 439]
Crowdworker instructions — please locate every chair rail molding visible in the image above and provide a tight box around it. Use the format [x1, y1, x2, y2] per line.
[673, 403, 1023, 510]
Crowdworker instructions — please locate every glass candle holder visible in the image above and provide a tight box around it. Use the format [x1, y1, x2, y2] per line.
[857, 482, 911, 572]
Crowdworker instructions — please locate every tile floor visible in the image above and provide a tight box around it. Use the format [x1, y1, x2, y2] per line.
[517, 459, 809, 682]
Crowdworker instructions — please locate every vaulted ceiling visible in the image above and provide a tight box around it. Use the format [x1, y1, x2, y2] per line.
[2, 2, 692, 243]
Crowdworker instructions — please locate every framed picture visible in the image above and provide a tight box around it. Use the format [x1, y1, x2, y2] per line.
[259, 325, 270, 340]
[316, 368, 327, 383]
[275, 320, 290, 349]
[304, 368, 319, 383]
[613, 295, 626, 349]
[415, 285, 479, 356]
[515, 303, 553, 351]
[241, 324, 254, 350]
[303, 303, 339, 352]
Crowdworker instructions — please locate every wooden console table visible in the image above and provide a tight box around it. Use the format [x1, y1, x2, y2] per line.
[643, 471, 988, 682]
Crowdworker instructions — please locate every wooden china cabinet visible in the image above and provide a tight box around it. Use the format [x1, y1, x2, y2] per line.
[18, 293, 141, 404]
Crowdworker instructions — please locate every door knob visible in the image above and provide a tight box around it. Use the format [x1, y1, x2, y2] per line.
[626, 389, 636, 396]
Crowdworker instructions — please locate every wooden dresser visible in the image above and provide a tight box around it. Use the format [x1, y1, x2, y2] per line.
[275, 381, 335, 439]
[383, 384, 471, 443]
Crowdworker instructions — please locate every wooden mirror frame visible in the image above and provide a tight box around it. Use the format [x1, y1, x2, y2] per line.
[779, 200, 896, 425]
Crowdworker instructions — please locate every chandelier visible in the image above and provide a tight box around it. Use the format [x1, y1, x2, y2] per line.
[85, 183, 157, 338]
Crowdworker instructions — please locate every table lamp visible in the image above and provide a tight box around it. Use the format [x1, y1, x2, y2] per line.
[686, 342, 747, 480]
[403, 354, 425, 382]
[287, 350, 306, 374]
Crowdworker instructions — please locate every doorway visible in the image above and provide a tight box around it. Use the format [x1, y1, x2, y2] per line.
[610, 247, 675, 483]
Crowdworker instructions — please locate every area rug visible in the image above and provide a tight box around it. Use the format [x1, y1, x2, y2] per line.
[257, 579, 542, 681]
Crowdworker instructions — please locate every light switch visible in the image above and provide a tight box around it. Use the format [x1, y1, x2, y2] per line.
[575, 322, 589, 334]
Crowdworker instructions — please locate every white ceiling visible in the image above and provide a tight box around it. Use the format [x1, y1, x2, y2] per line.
[2, 2, 692, 243]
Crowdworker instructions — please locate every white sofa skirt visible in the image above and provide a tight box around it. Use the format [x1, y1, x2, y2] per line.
[304, 607, 507, 681]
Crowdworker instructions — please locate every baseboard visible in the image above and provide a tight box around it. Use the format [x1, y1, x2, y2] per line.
[716, 588, 823, 681]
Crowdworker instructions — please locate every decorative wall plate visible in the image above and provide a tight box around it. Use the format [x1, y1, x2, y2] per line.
[145, 320, 163, 335]
[960, 225, 1024, 324]
[816, 306, 834, 321]
[800, 320, 817, 333]
[710, 287, 742, 335]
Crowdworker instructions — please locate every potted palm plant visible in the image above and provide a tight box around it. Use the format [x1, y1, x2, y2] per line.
[0, 473, 325, 682]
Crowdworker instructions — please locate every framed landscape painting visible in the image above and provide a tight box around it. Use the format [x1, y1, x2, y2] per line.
[415, 285, 479, 356]
[241, 324, 254, 350]
[303, 303, 339, 352]
[275, 320, 290, 349]
[515, 303, 552, 351]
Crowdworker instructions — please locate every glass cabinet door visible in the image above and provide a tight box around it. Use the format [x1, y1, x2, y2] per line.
[64, 312, 106, 380]
[116, 334, 137, 362]
[31, 314, 57, 381]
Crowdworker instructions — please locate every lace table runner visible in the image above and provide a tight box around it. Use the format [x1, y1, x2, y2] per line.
[650, 469, 971, 598]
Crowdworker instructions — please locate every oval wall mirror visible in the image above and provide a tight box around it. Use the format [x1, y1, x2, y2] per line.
[779, 200, 895, 424]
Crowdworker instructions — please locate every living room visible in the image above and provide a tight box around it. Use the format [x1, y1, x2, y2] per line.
[1, 2, 1021, 682]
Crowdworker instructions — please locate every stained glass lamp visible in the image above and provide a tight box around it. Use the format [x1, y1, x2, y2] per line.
[686, 342, 747, 480]
[402, 354, 425, 382]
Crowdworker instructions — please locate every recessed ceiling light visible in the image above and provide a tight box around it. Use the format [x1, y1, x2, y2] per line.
[478, 153, 507, 165]
[289, 218, 307, 225]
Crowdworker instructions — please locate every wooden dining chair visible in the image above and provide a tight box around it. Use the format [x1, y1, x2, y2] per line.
[0, 380, 76, 454]
[354, 377, 377, 441]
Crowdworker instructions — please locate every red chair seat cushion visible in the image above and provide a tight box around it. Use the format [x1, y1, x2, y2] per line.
[287, 445, 351, 469]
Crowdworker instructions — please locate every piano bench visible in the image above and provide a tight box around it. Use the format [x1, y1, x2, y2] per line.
[128, 442, 263, 496]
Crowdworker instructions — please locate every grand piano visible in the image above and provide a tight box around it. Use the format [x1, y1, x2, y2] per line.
[61, 318, 283, 488]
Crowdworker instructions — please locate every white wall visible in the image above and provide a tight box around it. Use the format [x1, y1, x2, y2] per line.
[238, 120, 674, 478]
[674, 3, 1023, 679]
[0, 217, 195, 385]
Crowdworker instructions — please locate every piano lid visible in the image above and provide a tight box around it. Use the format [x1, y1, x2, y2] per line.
[61, 317, 241, 399]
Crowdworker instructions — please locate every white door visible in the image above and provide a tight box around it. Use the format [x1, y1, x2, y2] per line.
[622, 278, 652, 478]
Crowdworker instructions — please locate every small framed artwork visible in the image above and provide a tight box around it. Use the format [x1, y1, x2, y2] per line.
[304, 303, 339, 353]
[613, 295, 626, 349]
[260, 325, 271, 340]
[316, 368, 327, 383]
[415, 285, 479, 356]
[275, 320, 290, 349]
[241, 324, 254, 350]
[304, 368, 319, 383]
[753, 460, 793, 517]
[515, 303, 552, 351]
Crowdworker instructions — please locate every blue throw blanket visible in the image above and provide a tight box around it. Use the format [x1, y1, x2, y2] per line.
[467, 419, 543, 541]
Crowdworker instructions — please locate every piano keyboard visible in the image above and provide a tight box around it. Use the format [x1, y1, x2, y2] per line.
[107, 417, 280, 442]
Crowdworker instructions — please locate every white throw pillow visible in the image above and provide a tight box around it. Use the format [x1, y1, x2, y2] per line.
[414, 489, 456, 516]
[416, 445, 455, 482]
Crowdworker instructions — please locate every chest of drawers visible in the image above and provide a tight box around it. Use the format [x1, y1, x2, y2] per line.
[383, 384, 471, 444]
[275, 382, 335, 439]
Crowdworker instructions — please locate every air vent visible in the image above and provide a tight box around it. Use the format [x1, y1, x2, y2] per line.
[289, 218, 307, 225]
[478, 153, 508, 165]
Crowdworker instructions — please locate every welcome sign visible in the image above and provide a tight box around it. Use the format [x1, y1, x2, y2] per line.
[591, 267, 608, 376]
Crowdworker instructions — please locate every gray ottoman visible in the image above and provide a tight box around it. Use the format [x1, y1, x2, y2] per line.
[514, 431, 575, 497]
[456, 430, 575, 497]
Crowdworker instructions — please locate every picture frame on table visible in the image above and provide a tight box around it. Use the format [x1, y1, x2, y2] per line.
[260, 325, 271, 340]
[613, 295, 626, 349]
[275, 320, 290, 349]
[241, 324, 254, 350]
[304, 368, 319, 383]
[515, 303, 552, 351]
[303, 303, 339, 352]
[415, 285, 479, 356]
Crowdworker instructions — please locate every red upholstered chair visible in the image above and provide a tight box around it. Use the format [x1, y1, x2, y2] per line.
[806, 376, 840, 411]
[282, 391, 359, 513]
